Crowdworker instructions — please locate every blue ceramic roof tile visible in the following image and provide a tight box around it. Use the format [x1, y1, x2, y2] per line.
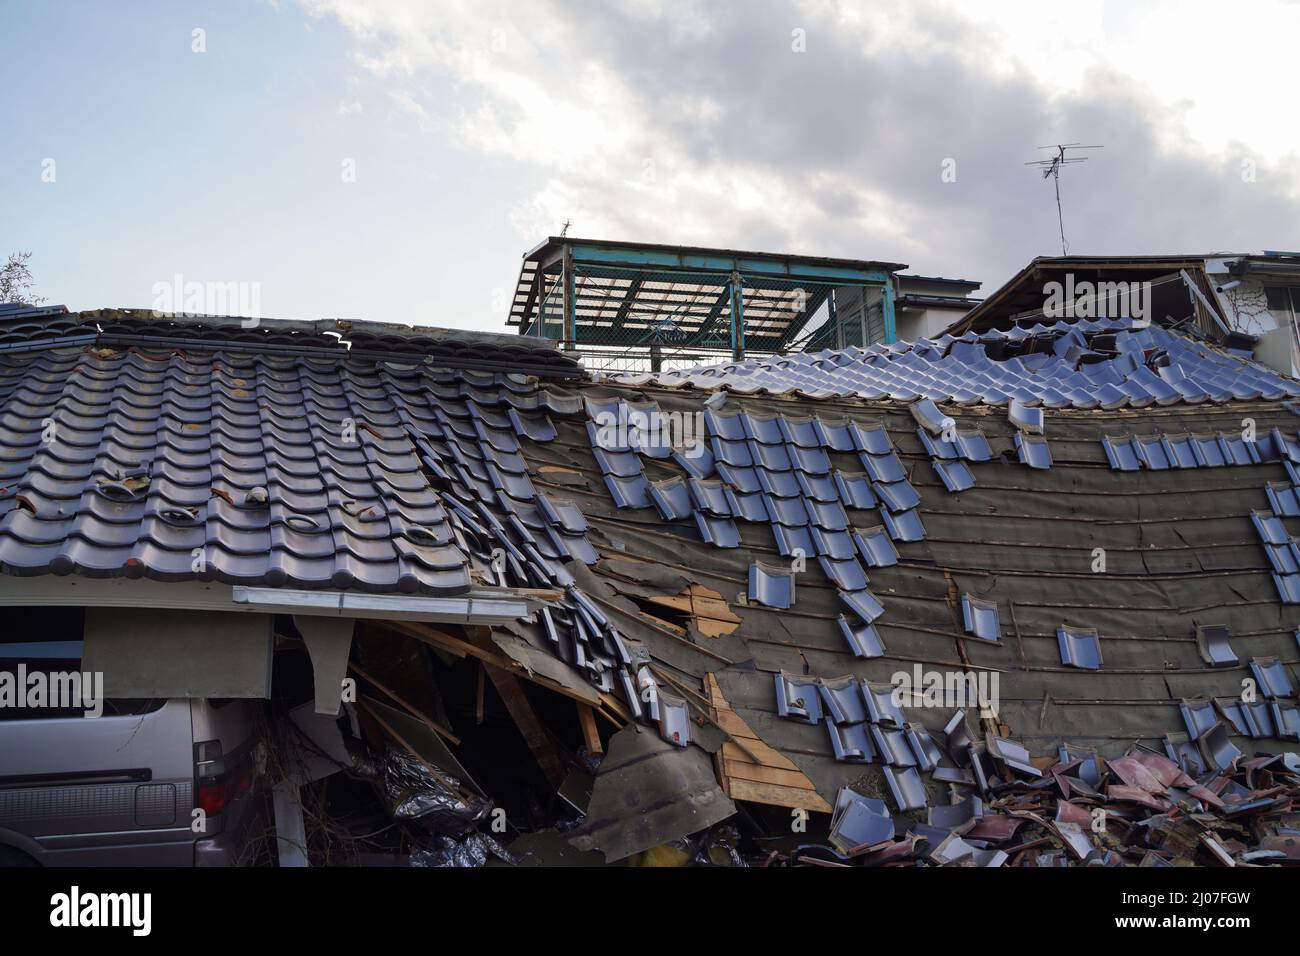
[875, 479, 922, 513]
[715, 463, 761, 494]
[648, 476, 693, 521]
[742, 412, 785, 444]
[812, 526, 857, 560]
[1249, 657, 1295, 698]
[688, 477, 734, 517]
[850, 422, 894, 455]
[813, 417, 856, 452]
[961, 594, 1000, 641]
[704, 408, 746, 441]
[1015, 433, 1053, 470]
[750, 440, 792, 471]
[918, 427, 959, 460]
[880, 507, 925, 542]
[710, 436, 753, 467]
[955, 429, 993, 462]
[775, 672, 823, 723]
[826, 720, 876, 763]
[1057, 626, 1103, 669]
[672, 445, 714, 479]
[794, 470, 839, 502]
[837, 614, 886, 658]
[765, 495, 810, 527]
[749, 561, 796, 609]
[819, 675, 868, 724]
[854, 526, 899, 568]
[730, 489, 770, 522]
[755, 467, 801, 498]
[933, 459, 975, 493]
[1102, 435, 1141, 471]
[807, 498, 849, 531]
[773, 523, 816, 559]
[779, 415, 822, 448]
[1252, 510, 1290, 546]
[861, 451, 907, 483]
[1195, 624, 1238, 667]
[833, 471, 878, 510]
[605, 473, 652, 509]
[818, 555, 870, 591]
[841, 588, 886, 624]
[789, 443, 831, 475]
[694, 512, 740, 548]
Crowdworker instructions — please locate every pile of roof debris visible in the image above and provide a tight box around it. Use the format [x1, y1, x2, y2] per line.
[772, 717, 1300, 867]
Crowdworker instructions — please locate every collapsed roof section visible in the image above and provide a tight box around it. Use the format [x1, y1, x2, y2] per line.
[5, 300, 1300, 863]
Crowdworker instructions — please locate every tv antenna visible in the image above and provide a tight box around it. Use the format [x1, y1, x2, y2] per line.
[559, 219, 572, 237]
[1025, 143, 1102, 255]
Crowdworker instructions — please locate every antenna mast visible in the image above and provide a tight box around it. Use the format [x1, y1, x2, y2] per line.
[1025, 143, 1102, 255]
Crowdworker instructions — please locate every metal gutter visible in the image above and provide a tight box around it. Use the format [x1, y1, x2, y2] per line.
[231, 586, 540, 623]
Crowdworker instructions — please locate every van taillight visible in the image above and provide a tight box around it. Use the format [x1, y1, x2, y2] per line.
[197, 761, 252, 815]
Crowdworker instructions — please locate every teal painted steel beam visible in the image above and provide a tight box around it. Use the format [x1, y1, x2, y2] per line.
[882, 278, 897, 343]
[729, 273, 745, 361]
[566, 243, 893, 284]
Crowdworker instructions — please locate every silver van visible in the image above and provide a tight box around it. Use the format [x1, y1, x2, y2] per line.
[0, 608, 266, 866]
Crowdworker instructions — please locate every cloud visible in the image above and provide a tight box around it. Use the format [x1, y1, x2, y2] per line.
[299, 0, 1300, 288]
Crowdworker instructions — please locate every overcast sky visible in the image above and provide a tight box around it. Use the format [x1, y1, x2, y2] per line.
[4, 0, 1299, 330]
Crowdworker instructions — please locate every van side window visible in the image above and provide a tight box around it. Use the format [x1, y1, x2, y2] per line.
[0, 607, 163, 720]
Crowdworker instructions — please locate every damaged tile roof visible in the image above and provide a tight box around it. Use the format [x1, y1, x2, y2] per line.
[5, 304, 1300, 865]
[612, 317, 1300, 408]
[0, 310, 581, 594]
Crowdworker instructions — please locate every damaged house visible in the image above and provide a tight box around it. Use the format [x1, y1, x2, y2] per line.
[2, 236, 1300, 867]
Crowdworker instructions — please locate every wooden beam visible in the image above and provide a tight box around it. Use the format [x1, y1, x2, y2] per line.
[482, 659, 567, 788]
[577, 703, 603, 755]
[347, 661, 460, 745]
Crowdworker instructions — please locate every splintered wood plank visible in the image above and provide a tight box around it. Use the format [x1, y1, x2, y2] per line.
[705, 673, 831, 813]
[646, 584, 741, 637]
[729, 778, 832, 813]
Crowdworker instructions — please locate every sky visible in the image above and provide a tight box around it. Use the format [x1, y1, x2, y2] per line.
[3, 0, 1300, 331]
